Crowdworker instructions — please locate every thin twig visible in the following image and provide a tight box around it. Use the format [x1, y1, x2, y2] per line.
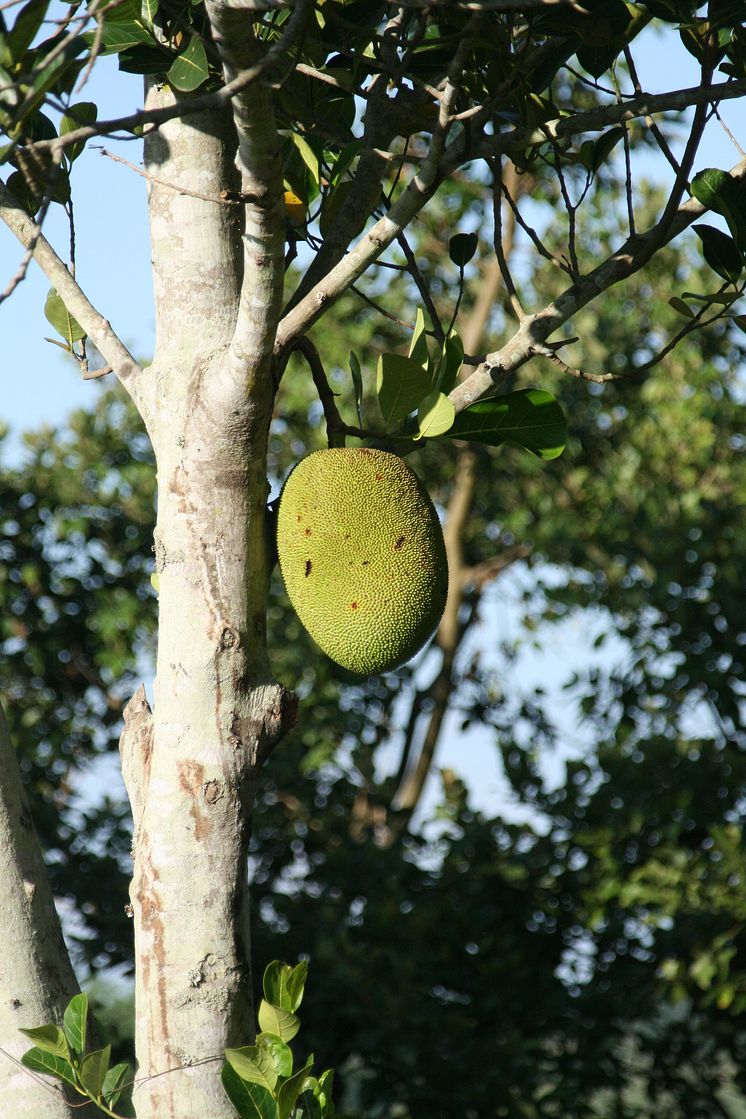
[492, 157, 525, 320]
[396, 231, 446, 344]
[287, 335, 365, 445]
[96, 146, 248, 205]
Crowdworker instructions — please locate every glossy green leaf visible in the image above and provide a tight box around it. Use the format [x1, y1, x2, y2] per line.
[691, 167, 746, 254]
[102, 1061, 131, 1108]
[79, 1044, 111, 1099]
[417, 391, 455, 439]
[315, 1069, 335, 1116]
[7, 0, 48, 64]
[167, 36, 209, 92]
[329, 139, 363, 185]
[96, 18, 154, 54]
[408, 307, 429, 369]
[259, 1033, 293, 1079]
[668, 295, 695, 318]
[278, 1062, 315, 1119]
[63, 992, 88, 1056]
[44, 288, 86, 344]
[434, 332, 463, 394]
[141, 0, 159, 26]
[257, 1000, 300, 1043]
[225, 1044, 278, 1091]
[21, 1047, 77, 1086]
[446, 389, 567, 460]
[295, 1089, 322, 1119]
[222, 1063, 279, 1119]
[60, 102, 97, 162]
[290, 132, 319, 186]
[285, 960, 308, 1013]
[19, 1023, 69, 1058]
[448, 232, 478, 268]
[376, 353, 431, 430]
[693, 223, 743, 284]
[118, 44, 173, 76]
[348, 351, 364, 430]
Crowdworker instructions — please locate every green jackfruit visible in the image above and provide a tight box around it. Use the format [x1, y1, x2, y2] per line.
[276, 448, 449, 675]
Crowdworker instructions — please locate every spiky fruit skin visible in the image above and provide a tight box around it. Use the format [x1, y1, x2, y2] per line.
[276, 448, 449, 675]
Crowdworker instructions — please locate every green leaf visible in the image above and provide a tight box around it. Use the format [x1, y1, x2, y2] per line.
[278, 1062, 315, 1119]
[63, 992, 88, 1056]
[118, 44, 172, 76]
[329, 139, 363, 185]
[286, 961, 308, 1013]
[446, 388, 567, 460]
[295, 1089, 322, 1119]
[257, 1000, 300, 1043]
[79, 1044, 111, 1100]
[94, 18, 154, 54]
[222, 1063, 279, 1119]
[19, 1023, 70, 1058]
[225, 1044, 278, 1091]
[60, 102, 97, 162]
[434, 332, 463, 394]
[376, 353, 431, 431]
[315, 1069, 335, 1116]
[44, 288, 86, 344]
[408, 307, 429, 369]
[448, 232, 478, 268]
[668, 295, 695, 318]
[102, 1061, 131, 1108]
[7, 0, 48, 64]
[591, 126, 626, 172]
[259, 1033, 293, 1079]
[417, 391, 455, 439]
[691, 167, 746, 254]
[290, 132, 320, 187]
[263, 961, 301, 1012]
[141, 0, 159, 26]
[21, 1047, 77, 1086]
[693, 223, 743, 284]
[349, 351, 364, 430]
[167, 35, 209, 92]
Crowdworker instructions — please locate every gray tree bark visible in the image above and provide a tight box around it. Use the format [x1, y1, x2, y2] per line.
[0, 702, 86, 1119]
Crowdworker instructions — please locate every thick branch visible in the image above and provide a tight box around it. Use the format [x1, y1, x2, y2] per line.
[204, 0, 297, 396]
[0, 180, 143, 395]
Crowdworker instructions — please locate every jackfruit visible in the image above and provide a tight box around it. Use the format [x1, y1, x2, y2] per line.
[276, 448, 448, 675]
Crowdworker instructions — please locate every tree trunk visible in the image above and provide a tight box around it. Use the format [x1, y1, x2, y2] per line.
[118, 85, 293, 1119]
[0, 703, 87, 1119]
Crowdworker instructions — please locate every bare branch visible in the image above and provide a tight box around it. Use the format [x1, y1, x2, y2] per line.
[449, 155, 746, 411]
[481, 79, 746, 162]
[0, 180, 143, 392]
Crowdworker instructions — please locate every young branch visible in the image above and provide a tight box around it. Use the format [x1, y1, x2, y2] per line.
[0, 179, 143, 395]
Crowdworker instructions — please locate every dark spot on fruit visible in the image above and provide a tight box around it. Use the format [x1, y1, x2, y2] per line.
[305, 560, 312, 577]
[344, 533, 350, 540]
[362, 560, 369, 565]
[304, 527, 312, 536]
[395, 535, 405, 550]
[375, 472, 383, 481]
[296, 515, 302, 522]
[351, 601, 359, 609]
